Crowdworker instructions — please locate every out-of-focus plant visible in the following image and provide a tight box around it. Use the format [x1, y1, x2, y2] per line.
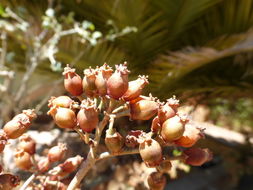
[0, 3, 136, 125]
[209, 98, 253, 132]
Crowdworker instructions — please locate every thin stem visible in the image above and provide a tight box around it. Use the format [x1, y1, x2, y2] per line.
[74, 127, 88, 144]
[20, 173, 36, 190]
[67, 152, 96, 190]
[97, 148, 139, 160]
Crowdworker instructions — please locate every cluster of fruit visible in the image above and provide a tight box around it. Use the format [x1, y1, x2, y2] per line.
[47, 63, 212, 190]
[0, 62, 212, 190]
[0, 110, 82, 189]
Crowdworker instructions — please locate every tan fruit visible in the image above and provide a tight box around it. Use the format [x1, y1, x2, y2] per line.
[19, 134, 36, 155]
[130, 100, 158, 120]
[107, 63, 129, 99]
[14, 149, 33, 170]
[48, 107, 77, 129]
[123, 75, 148, 101]
[139, 139, 162, 167]
[184, 148, 212, 166]
[174, 125, 204, 147]
[38, 158, 50, 173]
[63, 65, 83, 96]
[82, 67, 97, 97]
[77, 99, 98, 133]
[105, 129, 124, 153]
[48, 143, 67, 163]
[161, 115, 186, 142]
[48, 96, 73, 108]
[147, 172, 166, 190]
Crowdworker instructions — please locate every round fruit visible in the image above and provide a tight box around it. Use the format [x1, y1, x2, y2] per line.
[48, 96, 73, 108]
[139, 139, 162, 167]
[147, 172, 166, 190]
[63, 65, 83, 96]
[107, 63, 129, 99]
[174, 126, 203, 147]
[19, 134, 36, 155]
[184, 148, 213, 166]
[130, 100, 158, 120]
[48, 143, 67, 162]
[14, 149, 33, 170]
[161, 115, 186, 142]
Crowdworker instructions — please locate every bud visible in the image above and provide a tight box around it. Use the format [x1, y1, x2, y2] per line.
[19, 134, 36, 155]
[77, 99, 98, 133]
[48, 107, 77, 129]
[107, 62, 129, 99]
[82, 67, 97, 97]
[48, 143, 67, 163]
[174, 125, 204, 147]
[38, 158, 50, 173]
[151, 116, 161, 133]
[184, 148, 213, 166]
[63, 65, 83, 96]
[105, 129, 124, 153]
[48, 96, 73, 108]
[123, 75, 148, 101]
[95, 64, 113, 96]
[158, 97, 179, 124]
[139, 139, 162, 167]
[14, 149, 33, 170]
[157, 159, 172, 173]
[130, 99, 158, 120]
[147, 172, 166, 190]
[0, 174, 20, 189]
[60, 155, 83, 173]
[3, 109, 36, 139]
[0, 131, 7, 153]
[161, 115, 187, 142]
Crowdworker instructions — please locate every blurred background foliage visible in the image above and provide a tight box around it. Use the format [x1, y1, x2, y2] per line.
[1, 0, 253, 132]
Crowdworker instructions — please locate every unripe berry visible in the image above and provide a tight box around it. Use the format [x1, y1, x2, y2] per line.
[130, 99, 158, 120]
[38, 158, 50, 173]
[4, 109, 36, 139]
[151, 116, 161, 133]
[77, 99, 98, 133]
[157, 159, 172, 173]
[19, 134, 36, 155]
[48, 143, 67, 163]
[60, 155, 83, 173]
[107, 63, 129, 99]
[63, 65, 83, 96]
[0, 174, 20, 190]
[147, 172, 166, 190]
[158, 97, 179, 124]
[174, 126, 204, 147]
[139, 139, 162, 167]
[95, 64, 113, 96]
[0, 131, 7, 153]
[48, 96, 73, 108]
[82, 67, 97, 97]
[14, 149, 33, 170]
[161, 115, 186, 142]
[105, 129, 124, 153]
[48, 107, 77, 129]
[123, 75, 148, 101]
[184, 148, 212, 166]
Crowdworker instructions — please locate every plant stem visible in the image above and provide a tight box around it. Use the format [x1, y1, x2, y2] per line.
[67, 152, 96, 190]
[20, 173, 36, 190]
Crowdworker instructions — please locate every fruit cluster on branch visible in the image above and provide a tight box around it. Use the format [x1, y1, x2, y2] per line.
[0, 62, 212, 190]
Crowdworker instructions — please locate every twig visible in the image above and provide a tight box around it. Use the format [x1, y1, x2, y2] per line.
[19, 173, 36, 190]
[67, 152, 96, 190]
